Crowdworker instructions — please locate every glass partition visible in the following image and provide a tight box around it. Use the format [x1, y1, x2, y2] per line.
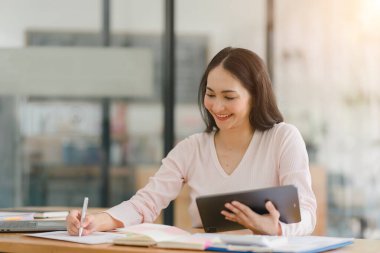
[0, 0, 162, 208]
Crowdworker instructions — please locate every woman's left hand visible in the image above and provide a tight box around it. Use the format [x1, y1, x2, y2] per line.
[221, 201, 282, 235]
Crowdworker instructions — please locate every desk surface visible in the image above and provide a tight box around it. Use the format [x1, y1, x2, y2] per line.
[0, 233, 379, 253]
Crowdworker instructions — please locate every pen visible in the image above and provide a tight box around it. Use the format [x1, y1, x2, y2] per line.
[78, 197, 88, 237]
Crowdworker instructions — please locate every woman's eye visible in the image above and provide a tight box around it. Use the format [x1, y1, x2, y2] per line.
[225, 97, 235, 100]
[206, 94, 215, 97]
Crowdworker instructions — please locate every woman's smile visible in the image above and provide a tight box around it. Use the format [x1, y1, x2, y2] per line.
[214, 113, 233, 121]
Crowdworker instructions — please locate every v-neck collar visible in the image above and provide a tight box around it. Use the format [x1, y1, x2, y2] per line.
[210, 130, 256, 178]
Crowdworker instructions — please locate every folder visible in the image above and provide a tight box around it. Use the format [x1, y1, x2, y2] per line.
[206, 235, 354, 253]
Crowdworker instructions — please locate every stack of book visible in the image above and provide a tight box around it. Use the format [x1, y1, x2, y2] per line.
[0, 209, 68, 232]
[0, 212, 35, 221]
[0, 209, 68, 220]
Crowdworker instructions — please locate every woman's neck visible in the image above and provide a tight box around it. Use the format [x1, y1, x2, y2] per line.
[215, 127, 254, 149]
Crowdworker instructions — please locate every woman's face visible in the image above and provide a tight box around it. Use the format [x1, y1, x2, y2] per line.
[204, 65, 252, 132]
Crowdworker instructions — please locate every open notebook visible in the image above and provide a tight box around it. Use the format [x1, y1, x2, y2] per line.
[27, 231, 125, 244]
[114, 223, 215, 250]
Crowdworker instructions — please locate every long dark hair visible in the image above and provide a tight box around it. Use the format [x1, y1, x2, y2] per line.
[198, 47, 283, 132]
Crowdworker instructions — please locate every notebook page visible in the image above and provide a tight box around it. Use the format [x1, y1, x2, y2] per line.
[27, 231, 125, 244]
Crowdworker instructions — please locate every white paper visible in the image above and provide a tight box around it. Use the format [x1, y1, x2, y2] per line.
[26, 231, 125, 244]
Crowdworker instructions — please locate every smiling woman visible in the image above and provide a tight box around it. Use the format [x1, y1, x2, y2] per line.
[66, 47, 316, 237]
[203, 64, 254, 175]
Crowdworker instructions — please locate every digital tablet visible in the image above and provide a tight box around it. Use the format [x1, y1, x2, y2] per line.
[196, 185, 301, 233]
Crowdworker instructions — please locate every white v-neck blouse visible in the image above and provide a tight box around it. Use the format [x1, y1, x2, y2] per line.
[210, 129, 257, 178]
[106, 122, 317, 236]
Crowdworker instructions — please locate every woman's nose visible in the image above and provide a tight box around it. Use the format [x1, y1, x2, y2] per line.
[212, 99, 225, 112]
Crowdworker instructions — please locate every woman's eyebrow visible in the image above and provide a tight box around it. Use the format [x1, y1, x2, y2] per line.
[206, 87, 237, 93]
[221, 90, 237, 93]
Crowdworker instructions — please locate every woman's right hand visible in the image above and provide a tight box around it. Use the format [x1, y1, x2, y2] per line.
[66, 210, 96, 236]
[66, 210, 123, 236]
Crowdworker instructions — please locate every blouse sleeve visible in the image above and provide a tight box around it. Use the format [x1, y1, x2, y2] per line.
[276, 124, 317, 236]
[105, 137, 193, 227]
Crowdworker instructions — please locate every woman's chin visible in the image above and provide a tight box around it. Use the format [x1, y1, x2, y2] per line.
[215, 123, 232, 131]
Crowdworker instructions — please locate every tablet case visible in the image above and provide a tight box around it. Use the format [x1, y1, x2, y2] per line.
[196, 185, 301, 233]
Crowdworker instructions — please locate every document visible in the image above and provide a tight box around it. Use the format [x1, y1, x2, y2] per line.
[27, 231, 125, 244]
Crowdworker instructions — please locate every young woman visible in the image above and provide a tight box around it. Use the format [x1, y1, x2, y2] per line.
[67, 47, 316, 236]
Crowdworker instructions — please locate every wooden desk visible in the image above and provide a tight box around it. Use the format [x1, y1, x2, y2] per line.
[0, 233, 379, 253]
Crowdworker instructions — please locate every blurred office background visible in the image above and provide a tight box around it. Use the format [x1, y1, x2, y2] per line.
[1, 0, 380, 239]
